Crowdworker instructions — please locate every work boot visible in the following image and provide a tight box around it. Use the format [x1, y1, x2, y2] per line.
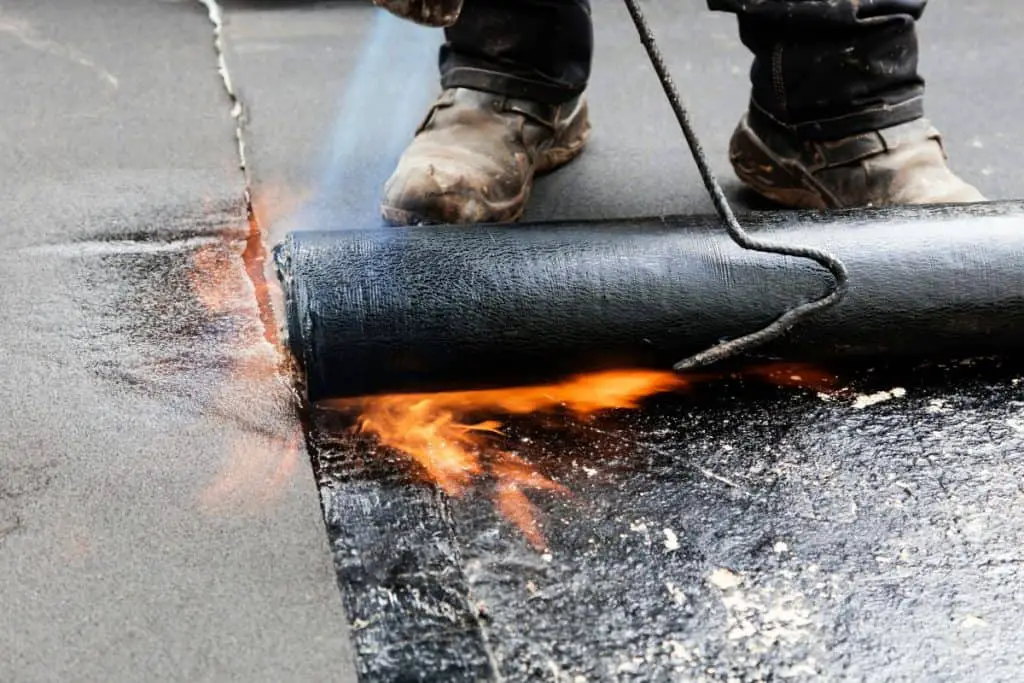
[381, 87, 591, 226]
[729, 111, 986, 209]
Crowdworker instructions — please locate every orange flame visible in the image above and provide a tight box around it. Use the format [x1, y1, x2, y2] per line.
[492, 453, 570, 550]
[327, 369, 690, 549]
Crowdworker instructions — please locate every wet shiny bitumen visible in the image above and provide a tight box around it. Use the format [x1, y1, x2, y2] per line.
[312, 357, 1024, 681]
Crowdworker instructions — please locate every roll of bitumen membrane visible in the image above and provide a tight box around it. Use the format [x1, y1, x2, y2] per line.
[275, 200, 1024, 401]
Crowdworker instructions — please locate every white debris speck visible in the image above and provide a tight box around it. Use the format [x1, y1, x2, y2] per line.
[666, 582, 687, 606]
[722, 443, 734, 452]
[614, 657, 645, 674]
[970, 137, 984, 148]
[1006, 418, 1024, 433]
[851, 387, 906, 409]
[982, 166, 994, 176]
[728, 620, 758, 641]
[663, 640, 694, 663]
[926, 398, 950, 413]
[630, 521, 648, 533]
[961, 615, 988, 629]
[581, 465, 597, 477]
[663, 528, 680, 551]
[699, 566, 825, 675]
[544, 660, 569, 681]
[715, 574, 817, 658]
[1012, 378, 1021, 386]
[526, 581, 538, 595]
[709, 567, 743, 590]
[773, 541, 790, 554]
[541, 553, 553, 563]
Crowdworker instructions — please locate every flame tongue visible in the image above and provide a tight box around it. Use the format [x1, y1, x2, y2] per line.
[330, 369, 690, 549]
[355, 397, 489, 495]
[327, 364, 842, 550]
[493, 452, 569, 550]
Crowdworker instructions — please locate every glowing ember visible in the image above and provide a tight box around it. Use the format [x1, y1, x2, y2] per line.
[327, 369, 690, 549]
[742, 361, 843, 395]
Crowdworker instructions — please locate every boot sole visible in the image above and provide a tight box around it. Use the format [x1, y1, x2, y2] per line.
[381, 100, 592, 227]
[728, 115, 833, 210]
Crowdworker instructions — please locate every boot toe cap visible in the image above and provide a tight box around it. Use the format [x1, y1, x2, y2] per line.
[381, 148, 529, 226]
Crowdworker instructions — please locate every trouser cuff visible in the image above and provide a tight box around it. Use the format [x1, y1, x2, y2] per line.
[440, 64, 585, 105]
[750, 92, 925, 141]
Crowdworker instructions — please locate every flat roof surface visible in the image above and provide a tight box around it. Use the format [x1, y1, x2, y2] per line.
[2, 0, 1021, 680]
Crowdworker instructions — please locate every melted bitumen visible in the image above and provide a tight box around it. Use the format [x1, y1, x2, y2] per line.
[310, 416, 500, 682]
[312, 357, 1024, 681]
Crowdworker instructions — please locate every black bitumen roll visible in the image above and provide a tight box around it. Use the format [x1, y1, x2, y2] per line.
[275, 200, 1024, 401]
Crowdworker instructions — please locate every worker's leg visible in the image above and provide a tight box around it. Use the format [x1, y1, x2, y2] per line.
[381, 0, 593, 226]
[709, 0, 984, 207]
[438, 0, 592, 104]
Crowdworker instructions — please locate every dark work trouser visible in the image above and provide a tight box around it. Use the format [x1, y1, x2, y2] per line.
[438, 0, 927, 140]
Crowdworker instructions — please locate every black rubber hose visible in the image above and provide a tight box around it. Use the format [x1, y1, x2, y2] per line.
[275, 201, 1024, 401]
[619, 0, 849, 371]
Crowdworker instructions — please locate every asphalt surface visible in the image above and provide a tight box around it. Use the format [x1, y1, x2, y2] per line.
[0, 1, 354, 680]
[3, 0, 1023, 681]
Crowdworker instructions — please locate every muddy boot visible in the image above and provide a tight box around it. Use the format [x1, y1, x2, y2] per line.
[380, 87, 591, 226]
[708, 0, 985, 209]
[729, 111, 985, 209]
[373, 0, 464, 27]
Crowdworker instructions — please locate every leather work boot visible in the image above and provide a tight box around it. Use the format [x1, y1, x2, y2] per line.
[381, 87, 591, 226]
[728, 112, 986, 209]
